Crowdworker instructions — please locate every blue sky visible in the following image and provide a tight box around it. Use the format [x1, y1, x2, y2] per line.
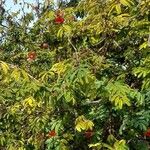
[5, 0, 58, 12]
[5, 0, 41, 13]
[3, 0, 44, 26]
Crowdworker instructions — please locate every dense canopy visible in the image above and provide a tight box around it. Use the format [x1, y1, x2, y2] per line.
[0, 0, 150, 149]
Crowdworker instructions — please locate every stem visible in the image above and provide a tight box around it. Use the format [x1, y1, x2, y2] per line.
[68, 38, 79, 62]
[83, 99, 102, 105]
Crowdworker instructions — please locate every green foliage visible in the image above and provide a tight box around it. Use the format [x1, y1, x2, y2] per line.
[0, 0, 150, 149]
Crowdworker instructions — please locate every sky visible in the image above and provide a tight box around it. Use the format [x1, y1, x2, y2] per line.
[3, 0, 58, 24]
[4, 0, 59, 11]
[5, 0, 42, 13]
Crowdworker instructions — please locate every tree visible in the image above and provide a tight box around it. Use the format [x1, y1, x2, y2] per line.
[0, 0, 150, 149]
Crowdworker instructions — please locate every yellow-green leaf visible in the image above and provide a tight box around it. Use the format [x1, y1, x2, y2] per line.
[0, 61, 9, 74]
[11, 68, 20, 81]
[23, 97, 36, 107]
[57, 27, 64, 38]
[108, 4, 116, 16]
[75, 115, 94, 132]
[115, 4, 121, 14]
[63, 25, 72, 35]
[120, 0, 131, 7]
[21, 69, 29, 81]
[89, 143, 102, 149]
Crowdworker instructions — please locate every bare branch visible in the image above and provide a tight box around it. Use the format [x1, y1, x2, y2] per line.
[83, 99, 102, 105]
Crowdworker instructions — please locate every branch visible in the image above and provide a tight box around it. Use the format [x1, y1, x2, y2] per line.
[0, 61, 51, 92]
[148, 30, 150, 47]
[68, 38, 79, 62]
[5, 62, 40, 81]
[83, 99, 102, 105]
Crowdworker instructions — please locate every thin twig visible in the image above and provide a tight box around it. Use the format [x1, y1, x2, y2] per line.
[68, 38, 79, 62]
[5, 62, 40, 81]
[83, 99, 102, 105]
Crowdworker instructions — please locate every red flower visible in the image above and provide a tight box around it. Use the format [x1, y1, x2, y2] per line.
[54, 16, 64, 24]
[84, 130, 94, 139]
[144, 129, 150, 137]
[27, 51, 37, 60]
[48, 130, 56, 138]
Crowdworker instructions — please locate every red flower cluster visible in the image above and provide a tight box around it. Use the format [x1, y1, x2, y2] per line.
[54, 9, 64, 24]
[144, 129, 150, 137]
[55, 16, 65, 24]
[84, 130, 94, 139]
[48, 130, 56, 138]
[27, 51, 37, 61]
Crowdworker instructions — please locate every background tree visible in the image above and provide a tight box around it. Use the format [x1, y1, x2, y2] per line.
[0, 0, 150, 149]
